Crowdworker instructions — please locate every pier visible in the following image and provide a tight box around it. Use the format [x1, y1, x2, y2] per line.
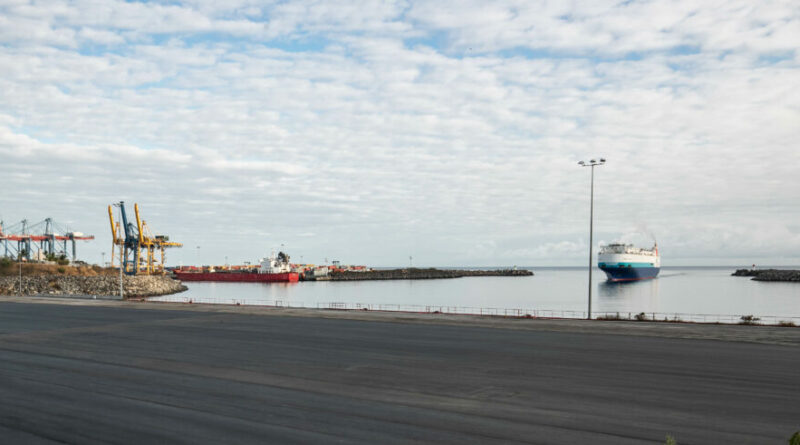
[732, 268, 800, 281]
[327, 267, 533, 281]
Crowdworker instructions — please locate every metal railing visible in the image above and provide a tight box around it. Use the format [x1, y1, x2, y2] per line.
[149, 296, 800, 326]
[160, 296, 306, 308]
[593, 311, 800, 326]
[314, 302, 588, 319]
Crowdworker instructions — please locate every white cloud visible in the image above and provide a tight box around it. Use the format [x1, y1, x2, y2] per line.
[0, 0, 798, 266]
[77, 27, 125, 45]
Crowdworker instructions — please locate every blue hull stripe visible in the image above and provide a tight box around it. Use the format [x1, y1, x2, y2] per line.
[599, 266, 660, 281]
[598, 262, 656, 268]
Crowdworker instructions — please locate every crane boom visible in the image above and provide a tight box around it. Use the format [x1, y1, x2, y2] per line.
[107, 205, 117, 243]
[134, 203, 144, 245]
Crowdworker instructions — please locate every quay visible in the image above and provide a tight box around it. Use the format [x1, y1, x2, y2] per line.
[328, 267, 533, 281]
[732, 268, 800, 281]
[0, 296, 797, 444]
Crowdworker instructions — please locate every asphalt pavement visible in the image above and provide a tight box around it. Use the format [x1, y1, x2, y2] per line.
[0, 300, 797, 444]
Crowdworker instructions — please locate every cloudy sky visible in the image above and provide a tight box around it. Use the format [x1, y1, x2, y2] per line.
[1, 0, 798, 267]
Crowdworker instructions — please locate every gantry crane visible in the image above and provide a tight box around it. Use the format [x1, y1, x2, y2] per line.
[108, 201, 182, 275]
[1, 218, 94, 261]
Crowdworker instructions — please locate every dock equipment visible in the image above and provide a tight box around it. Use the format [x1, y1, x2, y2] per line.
[108, 202, 182, 275]
[0, 218, 94, 261]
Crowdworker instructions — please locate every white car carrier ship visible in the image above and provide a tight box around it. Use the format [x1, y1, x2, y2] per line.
[598, 243, 660, 282]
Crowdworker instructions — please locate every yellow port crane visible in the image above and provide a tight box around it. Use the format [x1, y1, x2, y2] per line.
[108, 202, 182, 275]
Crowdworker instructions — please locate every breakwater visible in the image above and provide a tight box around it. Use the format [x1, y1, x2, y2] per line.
[328, 268, 533, 281]
[0, 275, 187, 298]
[732, 269, 800, 282]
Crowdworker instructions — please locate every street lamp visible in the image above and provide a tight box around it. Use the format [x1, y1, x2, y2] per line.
[114, 204, 124, 299]
[578, 158, 606, 320]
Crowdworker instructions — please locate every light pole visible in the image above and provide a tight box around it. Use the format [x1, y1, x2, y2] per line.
[578, 158, 605, 320]
[117, 206, 124, 299]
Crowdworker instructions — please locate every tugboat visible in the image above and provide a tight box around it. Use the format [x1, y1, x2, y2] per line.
[173, 251, 299, 283]
[598, 243, 660, 282]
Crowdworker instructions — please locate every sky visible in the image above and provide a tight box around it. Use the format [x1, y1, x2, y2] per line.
[1, 0, 799, 267]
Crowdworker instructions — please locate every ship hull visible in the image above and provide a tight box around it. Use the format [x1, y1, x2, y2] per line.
[598, 265, 660, 282]
[174, 271, 299, 283]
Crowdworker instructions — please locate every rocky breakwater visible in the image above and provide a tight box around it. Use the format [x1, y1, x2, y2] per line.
[732, 269, 800, 282]
[329, 268, 533, 281]
[0, 275, 187, 298]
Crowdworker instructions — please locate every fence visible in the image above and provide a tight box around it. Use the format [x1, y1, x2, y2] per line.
[162, 296, 307, 308]
[151, 296, 800, 326]
[314, 302, 589, 319]
[593, 311, 800, 326]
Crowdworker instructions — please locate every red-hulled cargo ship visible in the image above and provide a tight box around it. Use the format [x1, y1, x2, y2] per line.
[173, 270, 299, 282]
[173, 251, 299, 283]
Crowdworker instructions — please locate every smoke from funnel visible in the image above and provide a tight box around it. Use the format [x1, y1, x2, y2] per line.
[618, 223, 657, 246]
[636, 222, 657, 244]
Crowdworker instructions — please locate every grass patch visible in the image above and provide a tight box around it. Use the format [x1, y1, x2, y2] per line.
[739, 315, 761, 325]
[0, 262, 117, 277]
[596, 313, 624, 320]
[596, 313, 684, 323]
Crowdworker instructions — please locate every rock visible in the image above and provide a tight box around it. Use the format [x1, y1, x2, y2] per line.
[0, 275, 187, 298]
[329, 268, 533, 281]
[732, 269, 762, 277]
[751, 270, 800, 282]
[732, 269, 800, 282]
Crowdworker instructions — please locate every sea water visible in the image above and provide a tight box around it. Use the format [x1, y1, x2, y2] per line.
[150, 266, 800, 319]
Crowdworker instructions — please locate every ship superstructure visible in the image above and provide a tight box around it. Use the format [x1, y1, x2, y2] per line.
[260, 251, 292, 274]
[598, 243, 660, 282]
[173, 251, 299, 283]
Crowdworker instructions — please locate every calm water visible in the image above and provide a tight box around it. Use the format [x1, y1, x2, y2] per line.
[151, 267, 800, 318]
